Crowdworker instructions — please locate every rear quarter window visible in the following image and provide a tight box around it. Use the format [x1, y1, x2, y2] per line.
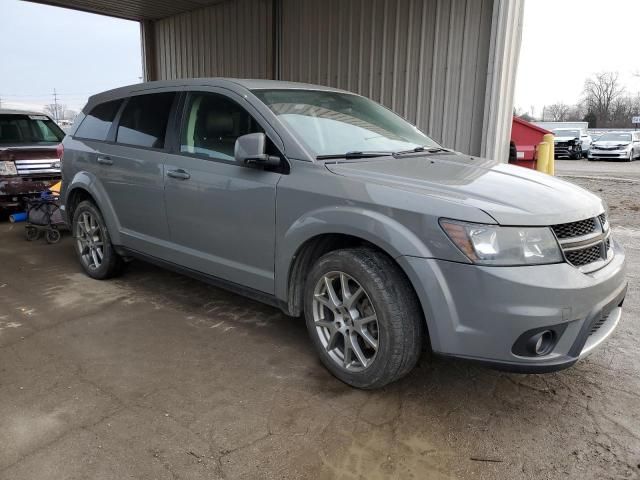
[75, 99, 123, 141]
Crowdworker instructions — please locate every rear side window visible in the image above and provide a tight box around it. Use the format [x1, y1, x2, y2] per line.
[75, 100, 122, 141]
[116, 93, 176, 149]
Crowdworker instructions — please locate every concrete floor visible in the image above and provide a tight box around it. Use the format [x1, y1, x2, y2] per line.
[0, 159, 639, 479]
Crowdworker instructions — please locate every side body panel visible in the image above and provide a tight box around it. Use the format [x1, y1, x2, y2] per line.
[163, 152, 280, 294]
[272, 160, 496, 302]
[93, 142, 170, 255]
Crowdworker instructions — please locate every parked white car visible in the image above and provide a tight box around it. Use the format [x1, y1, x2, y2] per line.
[588, 132, 640, 161]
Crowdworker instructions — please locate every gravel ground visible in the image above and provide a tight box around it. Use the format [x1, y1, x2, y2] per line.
[0, 159, 638, 480]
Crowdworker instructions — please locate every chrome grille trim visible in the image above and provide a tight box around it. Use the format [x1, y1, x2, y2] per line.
[14, 159, 61, 176]
[551, 214, 612, 272]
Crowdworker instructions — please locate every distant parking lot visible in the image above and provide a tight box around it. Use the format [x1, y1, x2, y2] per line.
[0, 159, 639, 479]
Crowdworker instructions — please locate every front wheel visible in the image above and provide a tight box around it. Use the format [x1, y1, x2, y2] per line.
[304, 248, 424, 389]
[72, 200, 123, 279]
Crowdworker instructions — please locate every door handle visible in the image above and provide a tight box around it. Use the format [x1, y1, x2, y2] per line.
[167, 169, 191, 180]
[97, 155, 113, 165]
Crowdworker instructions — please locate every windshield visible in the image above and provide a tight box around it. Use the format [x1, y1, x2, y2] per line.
[553, 129, 580, 138]
[0, 114, 65, 144]
[252, 89, 439, 157]
[597, 133, 632, 142]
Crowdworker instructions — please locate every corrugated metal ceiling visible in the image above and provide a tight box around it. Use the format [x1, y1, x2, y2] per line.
[25, 0, 228, 20]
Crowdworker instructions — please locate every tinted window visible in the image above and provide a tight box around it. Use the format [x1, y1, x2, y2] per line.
[75, 100, 122, 141]
[180, 92, 263, 161]
[117, 93, 176, 148]
[0, 114, 65, 144]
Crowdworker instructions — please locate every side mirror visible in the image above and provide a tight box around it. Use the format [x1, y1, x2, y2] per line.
[235, 133, 280, 168]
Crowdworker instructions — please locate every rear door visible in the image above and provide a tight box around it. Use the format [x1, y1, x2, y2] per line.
[162, 90, 283, 294]
[95, 92, 177, 255]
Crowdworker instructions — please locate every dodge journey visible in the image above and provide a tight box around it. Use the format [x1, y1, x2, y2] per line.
[59, 79, 627, 388]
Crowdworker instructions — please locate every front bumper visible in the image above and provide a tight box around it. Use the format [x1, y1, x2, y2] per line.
[398, 239, 627, 372]
[554, 145, 580, 158]
[0, 175, 60, 208]
[589, 150, 631, 160]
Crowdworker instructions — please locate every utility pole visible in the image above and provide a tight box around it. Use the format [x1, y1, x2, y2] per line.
[53, 88, 59, 122]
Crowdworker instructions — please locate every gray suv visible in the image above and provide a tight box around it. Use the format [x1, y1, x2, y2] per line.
[60, 79, 627, 389]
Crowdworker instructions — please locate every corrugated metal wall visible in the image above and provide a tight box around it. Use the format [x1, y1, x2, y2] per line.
[279, 0, 493, 154]
[147, 0, 522, 157]
[152, 0, 273, 80]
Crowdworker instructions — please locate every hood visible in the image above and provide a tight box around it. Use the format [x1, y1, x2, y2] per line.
[554, 136, 579, 142]
[593, 141, 630, 148]
[324, 153, 604, 226]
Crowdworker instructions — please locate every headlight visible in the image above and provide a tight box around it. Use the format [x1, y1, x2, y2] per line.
[0, 161, 18, 176]
[440, 220, 563, 266]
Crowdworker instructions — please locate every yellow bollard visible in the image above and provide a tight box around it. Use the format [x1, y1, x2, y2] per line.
[536, 142, 550, 174]
[542, 133, 555, 175]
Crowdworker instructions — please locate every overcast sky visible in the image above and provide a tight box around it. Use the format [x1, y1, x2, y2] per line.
[515, 0, 640, 117]
[0, 0, 141, 113]
[1, 0, 639, 117]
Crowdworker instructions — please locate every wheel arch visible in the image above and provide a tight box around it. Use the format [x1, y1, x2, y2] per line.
[64, 172, 122, 244]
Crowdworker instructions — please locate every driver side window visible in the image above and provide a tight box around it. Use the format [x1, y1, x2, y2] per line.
[180, 92, 263, 162]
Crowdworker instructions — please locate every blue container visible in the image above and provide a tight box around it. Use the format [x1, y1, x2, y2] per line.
[9, 212, 27, 223]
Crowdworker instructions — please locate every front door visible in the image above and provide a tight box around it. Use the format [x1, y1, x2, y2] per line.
[163, 91, 281, 294]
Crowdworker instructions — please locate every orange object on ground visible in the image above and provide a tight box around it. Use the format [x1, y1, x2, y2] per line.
[49, 181, 61, 194]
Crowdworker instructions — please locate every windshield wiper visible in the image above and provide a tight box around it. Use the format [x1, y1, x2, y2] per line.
[316, 151, 394, 160]
[393, 146, 450, 156]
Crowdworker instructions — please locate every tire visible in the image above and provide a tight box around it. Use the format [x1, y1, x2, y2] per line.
[25, 226, 39, 241]
[304, 248, 424, 389]
[45, 228, 61, 244]
[572, 147, 582, 160]
[72, 200, 123, 279]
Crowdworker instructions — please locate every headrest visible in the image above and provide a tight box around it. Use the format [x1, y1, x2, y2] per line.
[205, 111, 234, 136]
[0, 124, 21, 142]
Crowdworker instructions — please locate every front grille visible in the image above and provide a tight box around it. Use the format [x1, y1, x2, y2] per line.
[14, 159, 61, 176]
[598, 213, 606, 226]
[565, 244, 603, 267]
[552, 215, 611, 270]
[589, 313, 610, 336]
[551, 218, 597, 239]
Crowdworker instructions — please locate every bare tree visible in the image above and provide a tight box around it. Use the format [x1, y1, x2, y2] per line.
[583, 72, 625, 127]
[546, 103, 571, 122]
[62, 109, 78, 121]
[43, 103, 66, 122]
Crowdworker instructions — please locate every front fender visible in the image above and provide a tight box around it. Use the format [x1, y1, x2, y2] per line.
[63, 171, 122, 245]
[274, 206, 434, 300]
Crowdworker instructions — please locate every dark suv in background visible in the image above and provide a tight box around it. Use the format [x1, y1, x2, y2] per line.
[0, 110, 64, 211]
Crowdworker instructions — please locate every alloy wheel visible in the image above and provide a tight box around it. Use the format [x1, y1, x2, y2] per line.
[312, 271, 379, 372]
[75, 211, 104, 270]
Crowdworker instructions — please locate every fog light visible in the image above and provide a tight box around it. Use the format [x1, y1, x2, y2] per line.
[530, 330, 555, 356]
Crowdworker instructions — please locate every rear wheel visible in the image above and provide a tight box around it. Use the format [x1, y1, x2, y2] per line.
[25, 226, 39, 241]
[45, 228, 61, 244]
[304, 248, 424, 389]
[72, 201, 123, 279]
